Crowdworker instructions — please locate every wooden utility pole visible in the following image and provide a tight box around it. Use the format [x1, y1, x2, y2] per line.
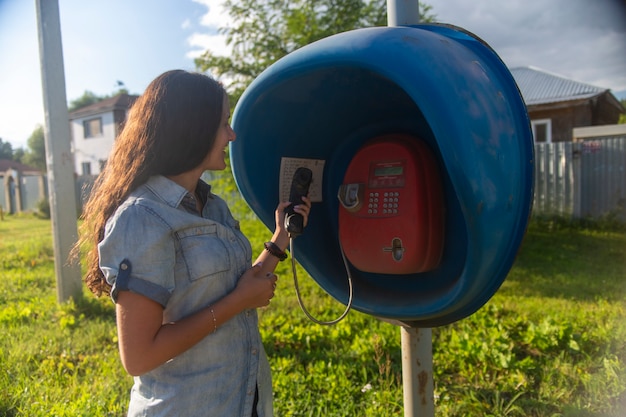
[35, 0, 83, 302]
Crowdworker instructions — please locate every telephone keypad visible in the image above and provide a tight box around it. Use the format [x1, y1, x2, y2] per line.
[367, 191, 400, 216]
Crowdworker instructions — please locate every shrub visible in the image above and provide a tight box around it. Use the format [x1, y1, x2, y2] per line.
[35, 198, 50, 219]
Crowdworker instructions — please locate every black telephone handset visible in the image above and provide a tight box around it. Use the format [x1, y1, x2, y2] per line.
[285, 167, 313, 237]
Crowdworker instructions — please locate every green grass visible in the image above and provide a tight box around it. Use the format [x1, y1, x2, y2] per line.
[0, 213, 624, 416]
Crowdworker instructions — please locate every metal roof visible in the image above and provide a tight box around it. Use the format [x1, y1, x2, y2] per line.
[68, 93, 139, 120]
[0, 159, 42, 174]
[509, 66, 608, 106]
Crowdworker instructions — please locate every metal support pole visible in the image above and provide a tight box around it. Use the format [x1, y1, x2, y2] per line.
[36, 0, 83, 303]
[388, 1, 432, 415]
[387, 0, 420, 27]
[401, 327, 434, 417]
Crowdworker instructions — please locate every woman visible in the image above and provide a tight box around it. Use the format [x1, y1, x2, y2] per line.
[77, 70, 310, 416]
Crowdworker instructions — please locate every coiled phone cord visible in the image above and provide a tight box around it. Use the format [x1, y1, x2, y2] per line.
[289, 237, 353, 325]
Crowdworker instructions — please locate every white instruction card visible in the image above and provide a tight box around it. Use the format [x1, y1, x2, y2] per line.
[279, 157, 325, 203]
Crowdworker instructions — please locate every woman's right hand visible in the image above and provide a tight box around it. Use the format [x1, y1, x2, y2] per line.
[115, 263, 278, 376]
[234, 263, 277, 309]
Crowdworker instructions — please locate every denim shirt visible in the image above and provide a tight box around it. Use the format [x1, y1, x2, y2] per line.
[98, 175, 273, 417]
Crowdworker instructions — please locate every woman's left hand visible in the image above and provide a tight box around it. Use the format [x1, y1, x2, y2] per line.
[274, 196, 312, 237]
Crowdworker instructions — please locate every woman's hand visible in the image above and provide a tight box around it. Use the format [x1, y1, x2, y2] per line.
[234, 264, 278, 308]
[273, 196, 312, 241]
[251, 196, 313, 283]
[116, 263, 278, 376]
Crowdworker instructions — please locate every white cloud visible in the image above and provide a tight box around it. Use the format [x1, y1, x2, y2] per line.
[187, 0, 233, 59]
[430, 0, 626, 91]
[192, 0, 232, 28]
[186, 32, 231, 59]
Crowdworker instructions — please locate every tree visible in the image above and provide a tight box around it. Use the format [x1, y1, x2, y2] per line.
[0, 138, 13, 160]
[21, 126, 46, 172]
[68, 90, 102, 113]
[1, 127, 46, 171]
[12, 147, 25, 163]
[620, 99, 626, 124]
[68, 83, 129, 113]
[195, 0, 434, 102]
[193, 0, 434, 200]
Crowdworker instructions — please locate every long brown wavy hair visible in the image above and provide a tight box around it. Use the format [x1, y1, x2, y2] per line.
[74, 70, 226, 296]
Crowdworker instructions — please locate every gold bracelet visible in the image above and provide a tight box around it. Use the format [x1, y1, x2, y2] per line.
[209, 307, 217, 333]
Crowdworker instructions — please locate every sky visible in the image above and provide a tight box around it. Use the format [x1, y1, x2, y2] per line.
[0, 0, 625, 150]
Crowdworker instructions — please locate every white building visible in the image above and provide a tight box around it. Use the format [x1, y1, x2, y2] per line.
[69, 94, 138, 176]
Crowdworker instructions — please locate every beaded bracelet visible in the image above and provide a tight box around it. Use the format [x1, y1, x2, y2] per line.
[264, 241, 288, 261]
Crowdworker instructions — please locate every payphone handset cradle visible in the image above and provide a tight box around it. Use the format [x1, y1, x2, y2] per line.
[338, 134, 445, 274]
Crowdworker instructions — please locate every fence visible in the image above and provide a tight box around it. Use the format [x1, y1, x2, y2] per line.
[215, 128, 626, 223]
[0, 170, 47, 214]
[533, 125, 626, 220]
[5, 125, 625, 222]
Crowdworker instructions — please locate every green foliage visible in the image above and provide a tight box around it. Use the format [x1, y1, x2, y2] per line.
[505, 217, 626, 302]
[0, 137, 14, 160]
[12, 147, 25, 162]
[67, 86, 131, 113]
[1, 214, 625, 416]
[532, 211, 626, 233]
[0, 215, 128, 416]
[68, 90, 103, 113]
[0, 126, 46, 171]
[35, 198, 50, 219]
[195, 0, 435, 102]
[21, 125, 46, 171]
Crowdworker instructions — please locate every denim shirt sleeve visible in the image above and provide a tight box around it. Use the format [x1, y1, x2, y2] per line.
[98, 202, 174, 306]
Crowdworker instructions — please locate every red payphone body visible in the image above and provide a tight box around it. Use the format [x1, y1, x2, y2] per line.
[338, 134, 445, 274]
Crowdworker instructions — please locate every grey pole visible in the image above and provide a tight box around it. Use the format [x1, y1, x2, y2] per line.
[401, 327, 435, 417]
[386, 2, 435, 417]
[35, 0, 83, 302]
[387, 0, 420, 27]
